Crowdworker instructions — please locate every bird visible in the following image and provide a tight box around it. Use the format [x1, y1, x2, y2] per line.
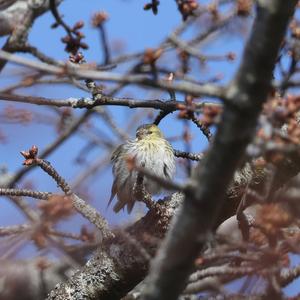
[108, 124, 176, 213]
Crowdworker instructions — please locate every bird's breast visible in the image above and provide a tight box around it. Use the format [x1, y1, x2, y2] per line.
[132, 140, 175, 194]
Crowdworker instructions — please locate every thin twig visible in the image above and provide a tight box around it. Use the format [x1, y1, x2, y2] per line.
[0, 49, 225, 98]
[49, 0, 73, 36]
[153, 110, 174, 125]
[191, 115, 212, 141]
[98, 24, 110, 65]
[279, 264, 300, 287]
[6, 111, 92, 187]
[0, 187, 51, 200]
[34, 158, 72, 195]
[189, 265, 255, 283]
[0, 224, 30, 237]
[19, 147, 113, 239]
[133, 164, 188, 193]
[0, 92, 222, 112]
[173, 149, 204, 161]
[133, 172, 158, 211]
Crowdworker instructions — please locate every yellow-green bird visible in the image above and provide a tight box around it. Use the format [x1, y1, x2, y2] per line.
[108, 124, 176, 213]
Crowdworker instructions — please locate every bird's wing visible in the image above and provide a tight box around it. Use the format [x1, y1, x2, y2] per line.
[111, 144, 125, 162]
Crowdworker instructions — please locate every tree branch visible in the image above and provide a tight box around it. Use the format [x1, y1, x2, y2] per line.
[0, 187, 51, 200]
[0, 92, 221, 112]
[0, 49, 225, 98]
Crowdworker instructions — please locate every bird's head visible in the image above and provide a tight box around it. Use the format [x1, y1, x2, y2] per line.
[136, 124, 163, 140]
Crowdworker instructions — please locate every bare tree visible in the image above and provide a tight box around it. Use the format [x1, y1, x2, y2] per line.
[0, 0, 300, 299]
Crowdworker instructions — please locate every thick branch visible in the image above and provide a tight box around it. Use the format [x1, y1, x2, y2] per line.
[0, 0, 63, 71]
[0, 0, 62, 37]
[46, 193, 184, 300]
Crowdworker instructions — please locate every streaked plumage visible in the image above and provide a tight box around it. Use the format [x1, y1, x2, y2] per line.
[109, 124, 175, 213]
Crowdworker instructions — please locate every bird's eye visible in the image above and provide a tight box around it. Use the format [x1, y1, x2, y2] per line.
[148, 131, 153, 134]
